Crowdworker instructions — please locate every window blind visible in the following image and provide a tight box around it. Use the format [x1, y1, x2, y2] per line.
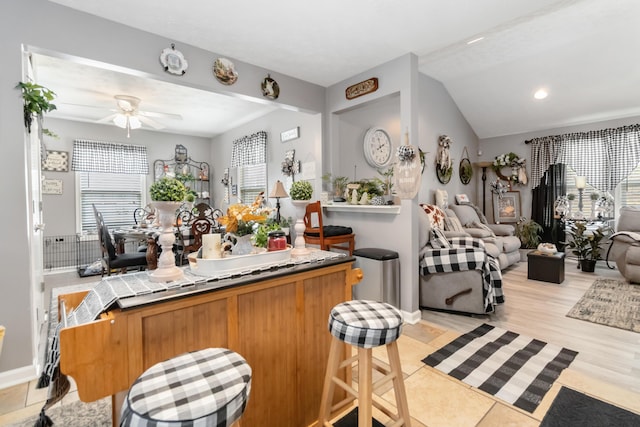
[79, 172, 144, 232]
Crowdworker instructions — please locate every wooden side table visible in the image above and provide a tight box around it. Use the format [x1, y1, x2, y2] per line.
[527, 251, 565, 284]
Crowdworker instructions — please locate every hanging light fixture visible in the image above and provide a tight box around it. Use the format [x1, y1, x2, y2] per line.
[113, 113, 142, 138]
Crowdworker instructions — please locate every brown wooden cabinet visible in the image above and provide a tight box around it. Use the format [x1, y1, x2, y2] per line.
[60, 259, 361, 427]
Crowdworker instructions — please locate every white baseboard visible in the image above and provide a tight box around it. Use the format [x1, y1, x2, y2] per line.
[402, 309, 421, 324]
[0, 364, 38, 389]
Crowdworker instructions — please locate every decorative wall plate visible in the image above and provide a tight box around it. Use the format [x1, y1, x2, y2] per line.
[261, 74, 280, 99]
[159, 44, 188, 75]
[213, 58, 238, 85]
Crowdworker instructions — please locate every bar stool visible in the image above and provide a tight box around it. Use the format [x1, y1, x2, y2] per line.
[120, 348, 252, 427]
[318, 300, 411, 427]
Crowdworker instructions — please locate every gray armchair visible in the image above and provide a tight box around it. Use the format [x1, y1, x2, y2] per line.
[607, 206, 640, 283]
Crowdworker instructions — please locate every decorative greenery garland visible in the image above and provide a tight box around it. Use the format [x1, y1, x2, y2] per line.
[492, 152, 526, 184]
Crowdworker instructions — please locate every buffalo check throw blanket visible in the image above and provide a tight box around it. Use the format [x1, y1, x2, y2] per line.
[420, 236, 504, 312]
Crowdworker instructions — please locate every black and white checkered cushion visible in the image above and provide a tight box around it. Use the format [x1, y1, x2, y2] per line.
[120, 348, 251, 427]
[329, 300, 403, 348]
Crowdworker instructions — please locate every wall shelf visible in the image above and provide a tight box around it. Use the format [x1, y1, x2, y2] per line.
[322, 204, 401, 214]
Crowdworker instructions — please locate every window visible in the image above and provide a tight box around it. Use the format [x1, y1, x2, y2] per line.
[565, 168, 600, 213]
[231, 131, 268, 204]
[78, 172, 145, 232]
[72, 139, 149, 232]
[618, 164, 640, 207]
[238, 163, 267, 204]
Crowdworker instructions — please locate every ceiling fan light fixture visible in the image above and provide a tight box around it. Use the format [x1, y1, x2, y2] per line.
[129, 116, 142, 129]
[113, 114, 128, 128]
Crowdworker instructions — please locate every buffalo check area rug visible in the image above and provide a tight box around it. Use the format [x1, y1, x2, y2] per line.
[422, 323, 578, 413]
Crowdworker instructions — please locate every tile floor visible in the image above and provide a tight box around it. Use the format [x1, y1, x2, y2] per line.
[2, 318, 639, 426]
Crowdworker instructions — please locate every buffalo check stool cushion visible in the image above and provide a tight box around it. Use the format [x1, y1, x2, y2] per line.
[329, 300, 403, 348]
[120, 348, 252, 427]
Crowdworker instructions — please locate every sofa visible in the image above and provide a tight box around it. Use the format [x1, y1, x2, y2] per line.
[418, 205, 505, 315]
[607, 206, 640, 283]
[448, 204, 521, 270]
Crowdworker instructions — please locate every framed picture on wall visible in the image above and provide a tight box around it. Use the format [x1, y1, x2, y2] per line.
[493, 191, 521, 223]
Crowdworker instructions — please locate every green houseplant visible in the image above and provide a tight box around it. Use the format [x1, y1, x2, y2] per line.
[150, 177, 187, 201]
[322, 173, 349, 202]
[289, 180, 313, 200]
[515, 217, 543, 249]
[564, 222, 611, 272]
[16, 82, 57, 136]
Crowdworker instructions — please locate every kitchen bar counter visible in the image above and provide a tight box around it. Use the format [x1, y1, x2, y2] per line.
[59, 255, 362, 427]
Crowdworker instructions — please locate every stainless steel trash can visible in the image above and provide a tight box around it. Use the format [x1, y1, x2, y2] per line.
[353, 248, 400, 308]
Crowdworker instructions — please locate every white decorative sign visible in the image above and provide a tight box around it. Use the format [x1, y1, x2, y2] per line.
[42, 178, 63, 195]
[280, 127, 300, 142]
[42, 151, 69, 172]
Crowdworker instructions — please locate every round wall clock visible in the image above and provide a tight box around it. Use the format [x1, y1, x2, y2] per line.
[363, 127, 392, 168]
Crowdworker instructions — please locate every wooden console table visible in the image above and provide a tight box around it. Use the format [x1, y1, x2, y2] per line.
[59, 258, 362, 427]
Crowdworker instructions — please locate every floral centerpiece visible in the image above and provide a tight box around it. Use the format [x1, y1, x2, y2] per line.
[219, 193, 273, 237]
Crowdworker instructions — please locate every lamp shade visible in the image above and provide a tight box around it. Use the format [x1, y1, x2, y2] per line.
[575, 176, 586, 189]
[269, 180, 289, 199]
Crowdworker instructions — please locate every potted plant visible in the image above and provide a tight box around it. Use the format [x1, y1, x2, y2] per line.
[322, 173, 349, 202]
[564, 222, 610, 272]
[289, 180, 313, 201]
[148, 177, 188, 282]
[514, 217, 543, 261]
[16, 81, 57, 136]
[150, 177, 187, 202]
[288, 180, 313, 256]
[378, 167, 394, 203]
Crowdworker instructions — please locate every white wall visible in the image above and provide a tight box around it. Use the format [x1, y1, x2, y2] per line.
[209, 108, 322, 222]
[325, 55, 481, 316]
[479, 114, 640, 222]
[0, 0, 324, 377]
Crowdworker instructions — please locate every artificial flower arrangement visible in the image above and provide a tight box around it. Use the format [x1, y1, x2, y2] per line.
[219, 193, 273, 236]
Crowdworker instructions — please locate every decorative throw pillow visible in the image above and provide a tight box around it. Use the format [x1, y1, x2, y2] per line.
[420, 204, 446, 230]
[472, 221, 496, 237]
[435, 189, 449, 209]
[430, 228, 451, 249]
[444, 216, 465, 233]
[455, 194, 470, 204]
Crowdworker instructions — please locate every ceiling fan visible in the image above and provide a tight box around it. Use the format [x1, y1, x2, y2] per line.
[97, 95, 182, 138]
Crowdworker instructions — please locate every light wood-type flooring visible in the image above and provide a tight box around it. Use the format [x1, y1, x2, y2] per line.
[1, 258, 639, 426]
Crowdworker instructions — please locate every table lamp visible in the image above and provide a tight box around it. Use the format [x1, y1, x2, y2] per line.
[269, 180, 289, 224]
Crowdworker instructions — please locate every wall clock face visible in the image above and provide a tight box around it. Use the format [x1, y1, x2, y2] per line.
[363, 128, 392, 168]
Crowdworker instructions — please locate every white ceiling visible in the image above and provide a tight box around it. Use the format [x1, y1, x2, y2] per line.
[44, 0, 640, 139]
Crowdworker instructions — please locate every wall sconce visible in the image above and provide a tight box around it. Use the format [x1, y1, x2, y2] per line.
[269, 180, 289, 224]
[575, 176, 586, 216]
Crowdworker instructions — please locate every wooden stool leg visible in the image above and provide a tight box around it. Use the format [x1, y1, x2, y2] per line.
[318, 336, 344, 426]
[358, 347, 373, 427]
[387, 341, 411, 426]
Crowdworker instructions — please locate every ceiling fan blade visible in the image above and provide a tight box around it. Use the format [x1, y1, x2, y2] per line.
[139, 110, 183, 120]
[138, 115, 165, 130]
[97, 113, 118, 123]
